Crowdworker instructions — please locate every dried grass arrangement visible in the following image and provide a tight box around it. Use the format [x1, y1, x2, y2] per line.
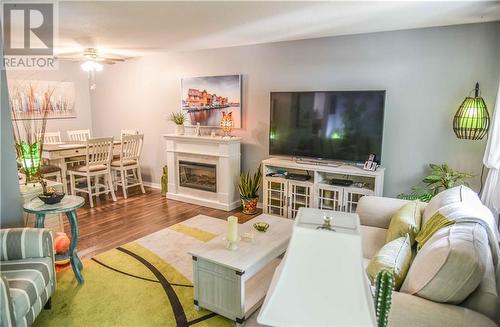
[10, 81, 55, 188]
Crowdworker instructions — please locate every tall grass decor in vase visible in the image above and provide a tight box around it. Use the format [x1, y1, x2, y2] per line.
[10, 82, 54, 185]
[239, 165, 262, 215]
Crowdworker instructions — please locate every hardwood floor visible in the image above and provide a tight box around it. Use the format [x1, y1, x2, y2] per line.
[68, 187, 261, 259]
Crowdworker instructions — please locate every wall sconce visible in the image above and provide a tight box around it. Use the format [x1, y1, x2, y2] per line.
[453, 83, 490, 140]
[220, 111, 234, 138]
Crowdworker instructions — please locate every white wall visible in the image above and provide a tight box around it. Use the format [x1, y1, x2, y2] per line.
[7, 62, 93, 140]
[91, 22, 500, 196]
[1, 34, 23, 227]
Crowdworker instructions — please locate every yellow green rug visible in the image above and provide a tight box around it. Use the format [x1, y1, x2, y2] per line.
[34, 215, 234, 327]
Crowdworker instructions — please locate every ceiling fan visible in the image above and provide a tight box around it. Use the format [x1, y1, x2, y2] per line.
[56, 48, 127, 90]
[56, 47, 126, 70]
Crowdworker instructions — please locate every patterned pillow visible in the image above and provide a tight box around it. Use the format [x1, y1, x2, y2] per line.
[366, 234, 412, 290]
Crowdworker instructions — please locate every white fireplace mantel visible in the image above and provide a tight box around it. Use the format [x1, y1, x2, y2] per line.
[163, 134, 241, 211]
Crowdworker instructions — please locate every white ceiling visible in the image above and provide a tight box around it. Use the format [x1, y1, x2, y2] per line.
[56, 1, 500, 57]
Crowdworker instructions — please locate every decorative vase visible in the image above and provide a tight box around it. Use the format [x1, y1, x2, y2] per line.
[175, 124, 185, 135]
[241, 197, 258, 215]
[17, 141, 42, 184]
[161, 166, 168, 195]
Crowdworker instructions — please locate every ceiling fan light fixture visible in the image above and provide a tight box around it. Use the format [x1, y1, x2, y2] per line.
[81, 60, 103, 72]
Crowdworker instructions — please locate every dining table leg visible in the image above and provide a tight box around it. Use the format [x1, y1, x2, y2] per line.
[53, 158, 69, 193]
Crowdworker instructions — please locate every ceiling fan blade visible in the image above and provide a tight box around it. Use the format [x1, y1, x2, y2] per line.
[101, 59, 117, 65]
[98, 57, 125, 62]
[55, 56, 84, 62]
[54, 51, 82, 57]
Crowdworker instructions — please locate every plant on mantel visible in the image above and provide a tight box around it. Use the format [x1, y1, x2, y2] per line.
[239, 165, 262, 215]
[398, 163, 473, 202]
[10, 82, 54, 193]
[169, 111, 186, 135]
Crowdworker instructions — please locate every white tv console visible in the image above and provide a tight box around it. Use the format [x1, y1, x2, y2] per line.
[262, 157, 385, 219]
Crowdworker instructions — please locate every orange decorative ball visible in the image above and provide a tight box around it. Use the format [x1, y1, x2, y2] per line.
[54, 232, 70, 254]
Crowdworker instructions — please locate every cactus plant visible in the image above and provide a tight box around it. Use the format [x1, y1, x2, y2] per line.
[374, 269, 395, 327]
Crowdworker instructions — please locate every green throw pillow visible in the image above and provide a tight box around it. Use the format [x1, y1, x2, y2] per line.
[386, 202, 421, 245]
[367, 235, 413, 290]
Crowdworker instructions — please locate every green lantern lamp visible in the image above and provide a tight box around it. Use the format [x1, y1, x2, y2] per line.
[453, 83, 490, 140]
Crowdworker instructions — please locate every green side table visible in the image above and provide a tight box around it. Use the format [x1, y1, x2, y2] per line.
[23, 195, 85, 284]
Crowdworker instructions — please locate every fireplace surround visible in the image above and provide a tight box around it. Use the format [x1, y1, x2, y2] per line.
[163, 134, 241, 211]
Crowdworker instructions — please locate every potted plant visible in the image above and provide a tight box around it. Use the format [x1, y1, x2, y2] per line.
[398, 163, 473, 202]
[169, 111, 186, 135]
[38, 179, 65, 204]
[239, 165, 262, 215]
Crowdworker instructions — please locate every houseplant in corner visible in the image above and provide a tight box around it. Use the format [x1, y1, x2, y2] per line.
[169, 111, 186, 135]
[398, 163, 473, 202]
[239, 165, 262, 215]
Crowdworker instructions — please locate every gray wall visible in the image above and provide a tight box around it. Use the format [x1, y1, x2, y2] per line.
[90, 22, 500, 197]
[1, 33, 23, 227]
[7, 62, 93, 140]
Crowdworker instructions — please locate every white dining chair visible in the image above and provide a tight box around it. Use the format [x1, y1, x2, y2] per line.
[111, 134, 146, 199]
[120, 129, 139, 136]
[68, 137, 117, 208]
[42, 131, 62, 144]
[35, 131, 63, 182]
[67, 129, 91, 142]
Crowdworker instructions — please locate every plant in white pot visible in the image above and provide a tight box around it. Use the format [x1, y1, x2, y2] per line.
[239, 165, 262, 215]
[170, 111, 186, 135]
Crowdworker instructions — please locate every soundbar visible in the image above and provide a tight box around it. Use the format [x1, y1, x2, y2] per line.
[330, 178, 353, 186]
[285, 174, 311, 181]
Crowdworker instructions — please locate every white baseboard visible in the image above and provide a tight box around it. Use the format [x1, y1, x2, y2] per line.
[143, 182, 161, 189]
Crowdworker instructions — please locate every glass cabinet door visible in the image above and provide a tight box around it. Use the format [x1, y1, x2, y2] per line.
[265, 178, 287, 217]
[343, 189, 374, 213]
[288, 181, 313, 219]
[317, 186, 343, 211]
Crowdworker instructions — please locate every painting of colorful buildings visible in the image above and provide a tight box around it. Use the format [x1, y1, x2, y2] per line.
[181, 75, 241, 127]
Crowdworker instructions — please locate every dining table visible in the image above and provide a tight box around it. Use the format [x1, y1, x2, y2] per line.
[42, 140, 121, 193]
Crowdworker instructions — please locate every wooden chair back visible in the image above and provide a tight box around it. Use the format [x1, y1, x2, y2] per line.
[41, 131, 61, 144]
[121, 129, 139, 137]
[86, 137, 114, 167]
[120, 134, 143, 162]
[67, 129, 91, 142]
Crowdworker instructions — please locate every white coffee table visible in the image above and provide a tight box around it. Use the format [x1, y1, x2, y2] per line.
[189, 214, 293, 325]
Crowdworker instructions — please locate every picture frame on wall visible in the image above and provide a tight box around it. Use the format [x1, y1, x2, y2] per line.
[181, 74, 242, 127]
[8, 80, 76, 120]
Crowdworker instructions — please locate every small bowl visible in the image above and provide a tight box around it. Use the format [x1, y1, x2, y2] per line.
[39, 192, 65, 205]
[253, 222, 269, 233]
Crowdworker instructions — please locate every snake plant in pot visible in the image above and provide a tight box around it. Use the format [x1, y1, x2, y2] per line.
[239, 165, 262, 215]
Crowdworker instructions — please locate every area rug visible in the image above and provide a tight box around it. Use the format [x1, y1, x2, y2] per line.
[34, 215, 259, 327]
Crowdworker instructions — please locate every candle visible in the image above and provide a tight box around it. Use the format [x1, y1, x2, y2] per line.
[227, 216, 238, 242]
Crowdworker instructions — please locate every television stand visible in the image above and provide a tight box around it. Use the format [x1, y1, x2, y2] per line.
[262, 157, 384, 219]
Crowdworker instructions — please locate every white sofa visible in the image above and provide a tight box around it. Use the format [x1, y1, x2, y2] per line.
[357, 194, 499, 327]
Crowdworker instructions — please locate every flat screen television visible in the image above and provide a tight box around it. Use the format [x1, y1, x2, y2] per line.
[269, 91, 385, 163]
